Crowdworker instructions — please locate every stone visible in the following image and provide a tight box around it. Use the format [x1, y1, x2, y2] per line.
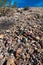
[36, 36, 40, 40]
[0, 33, 4, 39]
[7, 57, 16, 65]
[26, 54, 30, 59]
[0, 53, 3, 60]
[21, 37, 26, 43]
[6, 29, 11, 33]
[16, 48, 22, 54]
[7, 38, 12, 44]
[26, 31, 31, 36]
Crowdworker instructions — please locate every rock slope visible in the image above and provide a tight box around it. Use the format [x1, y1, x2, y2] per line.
[0, 7, 43, 65]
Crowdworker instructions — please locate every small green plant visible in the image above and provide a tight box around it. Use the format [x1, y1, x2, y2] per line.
[12, 0, 17, 8]
[9, 0, 12, 7]
[0, 0, 3, 6]
[3, 0, 6, 7]
[0, 0, 6, 7]
[0, 0, 17, 8]
[0, 0, 2, 3]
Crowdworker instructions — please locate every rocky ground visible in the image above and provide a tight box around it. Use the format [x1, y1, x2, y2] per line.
[0, 7, 43, 65]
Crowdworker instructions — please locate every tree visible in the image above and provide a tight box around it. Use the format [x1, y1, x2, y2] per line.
[0, 0, 3, 7]
[9, 0, 12, 7]
[3, 0, 6, 7]
[13, 0, 17, 7]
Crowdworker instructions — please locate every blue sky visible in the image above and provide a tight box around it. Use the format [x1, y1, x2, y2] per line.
[12, 0, 43, 7]
[1, 0, 43, 7]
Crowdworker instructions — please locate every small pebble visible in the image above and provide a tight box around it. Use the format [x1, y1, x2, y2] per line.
[0, 53, 3, 59]
[0, 33, 4, 39]
[7, 57, 16, 65]
[36, 36, 40, 40]
[16, 48, 22, 54]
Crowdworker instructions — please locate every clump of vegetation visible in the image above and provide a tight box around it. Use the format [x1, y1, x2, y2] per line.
[0, 0, 3, 7]
[12, 1, 17, 8]
[0, 0, 6, 7]
[3, 0, 6, 7]
[0, 0, 17, 8]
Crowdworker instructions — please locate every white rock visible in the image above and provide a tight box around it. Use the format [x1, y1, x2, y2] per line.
[0, 53, 3, 59]
[0, 34, 4, 39]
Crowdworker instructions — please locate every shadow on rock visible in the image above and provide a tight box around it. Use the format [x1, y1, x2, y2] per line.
[0, 20, 14, 29]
